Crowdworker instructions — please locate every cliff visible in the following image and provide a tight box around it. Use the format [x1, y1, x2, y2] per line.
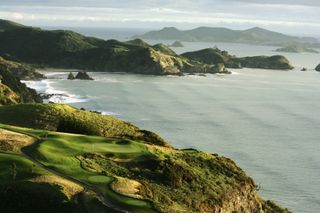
[0, 83, 20, 105]
[236, 55, 293, 70]
[0, 104, 289, 213]
[0, 57, 42, 103]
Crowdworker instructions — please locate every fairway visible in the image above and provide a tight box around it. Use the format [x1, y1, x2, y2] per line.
[0, 124, 156, 212]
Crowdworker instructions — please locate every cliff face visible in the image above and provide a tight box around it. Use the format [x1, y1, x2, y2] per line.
[0, 104, 289, 213]
[0, 83, 20, 105]
[207, 183, 262, 213]
[0, 57, 45, 80]
[0, 57, 42, 103]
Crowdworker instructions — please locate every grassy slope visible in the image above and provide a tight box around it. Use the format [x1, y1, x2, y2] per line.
[0, 103, 289, 212]
[0, 103, 168, 146]
[0, 124, 156, 212]
[1, 123, 287, 213]
[0, 152, 80, 213]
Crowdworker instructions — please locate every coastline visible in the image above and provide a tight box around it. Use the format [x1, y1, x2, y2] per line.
[22, 78, 87, 104]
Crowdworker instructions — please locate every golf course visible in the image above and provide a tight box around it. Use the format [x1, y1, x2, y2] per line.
[0, 104, 288, 213]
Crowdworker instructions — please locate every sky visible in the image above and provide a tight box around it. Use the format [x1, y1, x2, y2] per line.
[0, 0, 319, 36]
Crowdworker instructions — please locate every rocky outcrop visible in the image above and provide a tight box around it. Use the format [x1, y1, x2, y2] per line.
[0, 57, 45, 80]
[67, 72, 75, 80]
[0, 58, 42, 103]
[315, 64, 320, 71]
[152, 43, 178, 56]
[68, 71, 93, 80]
[0, 83, 20, 105]
[75, 72, 93, 80]
[236, 55, 293, 70]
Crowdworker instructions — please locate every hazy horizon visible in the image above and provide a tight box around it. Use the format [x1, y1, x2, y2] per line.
[1, 0, 320, 37]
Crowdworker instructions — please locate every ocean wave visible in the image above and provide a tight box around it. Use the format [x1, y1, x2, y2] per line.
[101, 111, 120, 116]
[23, 79, 87, 104]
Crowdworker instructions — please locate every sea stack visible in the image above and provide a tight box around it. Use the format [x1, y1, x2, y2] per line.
[75, 72, 94, 80]
[67, 72, 75, 80]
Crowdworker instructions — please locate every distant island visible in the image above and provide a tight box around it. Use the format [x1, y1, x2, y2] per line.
[134, 26, 318, 46]
[275, 45, 319, 53]
[170, 41, 184, 47]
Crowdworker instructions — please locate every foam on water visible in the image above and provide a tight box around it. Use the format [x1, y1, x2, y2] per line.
[24, 79, 87, 104]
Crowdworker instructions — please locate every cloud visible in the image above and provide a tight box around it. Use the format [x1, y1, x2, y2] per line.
[223, 0, 320, 7]
[0, 0, 319, 35]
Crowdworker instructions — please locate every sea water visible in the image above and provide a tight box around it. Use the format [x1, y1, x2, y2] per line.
[25, 41, 320, 212]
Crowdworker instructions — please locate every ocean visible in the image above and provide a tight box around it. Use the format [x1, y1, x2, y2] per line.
[24, 33, 320, 212]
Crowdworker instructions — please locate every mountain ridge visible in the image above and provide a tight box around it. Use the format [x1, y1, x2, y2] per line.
[135, 26, 319, 45]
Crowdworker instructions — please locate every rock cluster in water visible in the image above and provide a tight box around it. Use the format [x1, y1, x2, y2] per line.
[68, 72, 93, 80]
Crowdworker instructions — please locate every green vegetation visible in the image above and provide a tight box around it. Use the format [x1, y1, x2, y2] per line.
[0, 57, 44, 80]
[0, 19, 27, 31]
[275, 45, 319, 53]
[136, 26, 318, 45]
[182, 48, 293, 70]
[0, 57, 42, 104]
[0, 19, 232, 75]
[126, 38, 150, 47]
[152, 43, 178, 56]
[0, 123, 289, 212]
[79, 148, 256, 212]
[0, 83, 19, 105]
[0, 153, 79, 213]
[0, 103, 169, 146]
[236, 55, 293, 70]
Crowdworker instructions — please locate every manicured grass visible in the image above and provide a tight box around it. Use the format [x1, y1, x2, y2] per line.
[0, 103, 168, 146]
[0, 123, 288, 212]
[0, 153, 78, 213]
[0, 123, 156, 212]
[0, 153, 48, 183]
